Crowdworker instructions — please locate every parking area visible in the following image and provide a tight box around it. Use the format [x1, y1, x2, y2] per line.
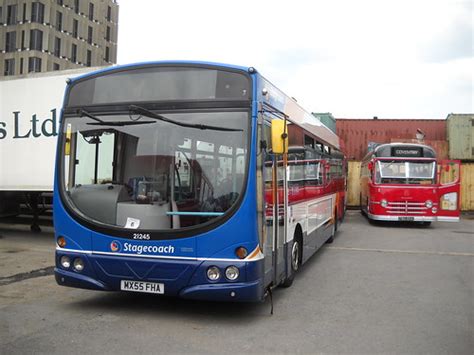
[0, 211, 473, 354]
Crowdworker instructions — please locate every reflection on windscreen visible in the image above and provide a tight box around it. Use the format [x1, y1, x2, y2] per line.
[375, 160, 435, 184]
[62, 111, 248, 230]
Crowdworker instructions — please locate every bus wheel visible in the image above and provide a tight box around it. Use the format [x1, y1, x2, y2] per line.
[360, 194, 366, 216]
[326, 217, 336, 244]
[280, 235, 301, 288]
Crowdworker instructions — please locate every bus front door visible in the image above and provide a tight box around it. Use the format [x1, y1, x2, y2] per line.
[263, 153, 287, 288]
[437, 160, 461, 221]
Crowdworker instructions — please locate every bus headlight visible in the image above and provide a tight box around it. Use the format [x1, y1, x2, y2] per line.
[381, 199, 388, 208]
[73, 258, 85, 272]
[425, 200, 433, 208]
[207, 266, 220, 281]
[441, 193, 457, 211]
[225, 266, 239, 281]
[60, 256, 71, 269]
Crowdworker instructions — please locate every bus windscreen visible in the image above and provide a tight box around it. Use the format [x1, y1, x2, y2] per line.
[376, 160, 435, 184]
[61, 110, 249, 230]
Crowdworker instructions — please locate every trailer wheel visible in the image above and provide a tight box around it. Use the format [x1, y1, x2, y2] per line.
[30, 224, 41, 233]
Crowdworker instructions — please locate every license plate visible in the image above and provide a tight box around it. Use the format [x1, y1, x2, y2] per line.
[120, 280, 164, 294]
[398, 216, 414, 221]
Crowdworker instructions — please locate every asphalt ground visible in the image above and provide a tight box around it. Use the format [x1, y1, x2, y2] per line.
[0, 211, 473, 354]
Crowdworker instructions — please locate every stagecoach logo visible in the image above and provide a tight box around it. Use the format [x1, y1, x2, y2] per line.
[110, 241, 122, 252]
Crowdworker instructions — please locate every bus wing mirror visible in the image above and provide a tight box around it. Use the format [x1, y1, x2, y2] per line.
[271, 119, 288, 154]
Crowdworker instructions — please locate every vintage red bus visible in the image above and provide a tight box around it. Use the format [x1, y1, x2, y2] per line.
[360, 143, 460, 224]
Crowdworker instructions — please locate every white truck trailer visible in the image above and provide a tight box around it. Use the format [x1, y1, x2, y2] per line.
[0, 67, 104, 231]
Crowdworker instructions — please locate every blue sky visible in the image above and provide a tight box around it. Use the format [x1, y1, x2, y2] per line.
[117, 0, 473, 119]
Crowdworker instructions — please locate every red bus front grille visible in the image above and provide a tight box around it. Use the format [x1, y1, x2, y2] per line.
[386, 201, 427, 214]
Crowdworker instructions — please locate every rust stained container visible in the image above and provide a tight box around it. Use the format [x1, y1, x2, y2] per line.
[336, 119, 447, 160]
[447, 113, 474, 161]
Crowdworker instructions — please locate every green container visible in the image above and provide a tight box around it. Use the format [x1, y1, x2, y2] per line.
[312, 112, 336, 133]
[447, 113, 474, 160]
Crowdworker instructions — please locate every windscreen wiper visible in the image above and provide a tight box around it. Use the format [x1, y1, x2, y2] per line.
[129, 105, 243, 132]
[78, 108, 155, 126]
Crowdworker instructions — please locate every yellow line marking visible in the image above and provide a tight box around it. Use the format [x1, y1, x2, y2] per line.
[326, 246, 474, 257]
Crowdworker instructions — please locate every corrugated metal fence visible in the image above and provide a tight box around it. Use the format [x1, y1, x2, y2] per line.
[347, 162, 474, 211]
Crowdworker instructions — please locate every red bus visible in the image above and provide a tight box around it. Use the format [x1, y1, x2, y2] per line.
[360, 143, 460, 225]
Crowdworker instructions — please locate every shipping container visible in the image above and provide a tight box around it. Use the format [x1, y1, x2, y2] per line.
[447, 113, 474, 161]
[336, 118, 447, 160]
[312, 112, 336, 133]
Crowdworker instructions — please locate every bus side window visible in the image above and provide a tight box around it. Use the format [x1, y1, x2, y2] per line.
[304, 148, 322, 186]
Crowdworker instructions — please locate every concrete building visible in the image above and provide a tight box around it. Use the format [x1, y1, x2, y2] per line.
[0, 0, 118, 77]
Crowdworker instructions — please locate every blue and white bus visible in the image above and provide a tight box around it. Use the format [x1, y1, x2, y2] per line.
[54, 61, 346, 301]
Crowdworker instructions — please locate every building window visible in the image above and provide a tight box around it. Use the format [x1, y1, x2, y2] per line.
[56, 11, 62, 31]
[72, 19, 78, 38]
[28, 57, 42, 73]
[4, 59, 15, 76]
[105, 46, 110, 62]
[22, 3, 26, 22]
[57, 0, 63, 5]
[21, 30, 25, 49]
[54, 37, 61, 57]
[29, 29, 43, 51]
[5, 31, 17, 52]
[20, 57, 24, 74]
[74, 0, 80, 14]
[87, 26, 93, 44]
[107, 6, 111, 21]
[31, 2, 45, 24]
[106, 26, 111, 41]
[7, 4, 18, 25]
[71, 43, 77, 62]
[86, 50, 92, 67]
[0, 7, 3, 25]
[88, 3, 94, 21]
[53, 63, 60, 71]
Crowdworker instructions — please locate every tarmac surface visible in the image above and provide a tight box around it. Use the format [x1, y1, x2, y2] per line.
[0, 211, 473, 354]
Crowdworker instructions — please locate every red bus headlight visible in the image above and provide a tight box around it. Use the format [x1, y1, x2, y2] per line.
[381, 199, 388, 208]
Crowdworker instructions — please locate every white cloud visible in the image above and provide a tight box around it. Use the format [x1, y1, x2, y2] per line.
[117, 0, 473, 118]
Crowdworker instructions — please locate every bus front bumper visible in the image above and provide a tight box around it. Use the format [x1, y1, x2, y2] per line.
[55, 251, 266, 302]
[55, 267, 109, 291]
[367, 213, 459, 222]
[179, 279, 264, 302]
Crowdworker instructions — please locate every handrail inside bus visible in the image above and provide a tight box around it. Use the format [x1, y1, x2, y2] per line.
[165, 212, 224, 217]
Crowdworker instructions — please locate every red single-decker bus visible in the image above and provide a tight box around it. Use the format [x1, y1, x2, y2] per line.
[360, 143, 460, 224]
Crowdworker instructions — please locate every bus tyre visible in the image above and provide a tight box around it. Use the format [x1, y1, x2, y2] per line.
[360, 194, 366, 216]
[281, 237, 301, 288]
[326, 218, 336, 244]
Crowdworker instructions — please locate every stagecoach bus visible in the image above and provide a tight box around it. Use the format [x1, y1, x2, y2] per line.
[360, 143, 460, 225]
[54, 61, 346, 301]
